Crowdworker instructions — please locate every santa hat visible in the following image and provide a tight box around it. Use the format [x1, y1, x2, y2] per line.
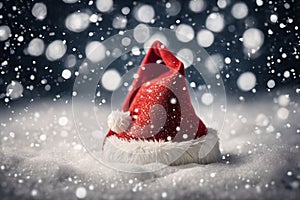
[103, 40, 220, 165]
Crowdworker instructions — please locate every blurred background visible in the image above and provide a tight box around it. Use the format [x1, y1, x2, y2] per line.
[0, 0, 299, 108]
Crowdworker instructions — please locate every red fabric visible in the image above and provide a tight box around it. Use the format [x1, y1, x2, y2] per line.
[106, 40, 207, 142]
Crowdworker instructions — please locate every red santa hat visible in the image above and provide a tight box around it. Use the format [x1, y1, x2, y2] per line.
[103, 40, 220, 165]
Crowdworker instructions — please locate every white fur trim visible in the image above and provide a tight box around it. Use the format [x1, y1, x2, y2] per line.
[107, 110, 132, 134]
[102, 128, 221, 165]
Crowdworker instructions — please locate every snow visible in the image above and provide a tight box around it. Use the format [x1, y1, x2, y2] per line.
[27, 38, 45, 56]
[190, 82, 196, 88]
[189, 0, 206, 13]
[237, 72, 256, 92]
[256, 0, 264, 6]
[231, 2, 248, 19]
[17, 36, 24, 42]
[133, 24, 151, 43]
[89, 14, 100, 23]
[170, 98, 177, 104]
[85, 41, 106, 63]
[176, 48, 194, 68]
[205, 54, 224, 74]
[61, 69, 72, 80]
[201, 93, 214, 106]
[131, 46, 141, 56]
[277, 107, 289, 120]
[112, 15, 127, 29]
[205, 13, 225, 33]
[65, 12, 90, 32]
[45, 40, 67, 61]
[101, 69, 121, 91]
[65, 54, 77, 68]
[217, 0, 227, 9]
[0, 25, 11, 41]
[62, 0, 79, 3]
[44, 85, 51, 91]
[31, 189, 38, 196]
[96, 0, 113, 13]
[135, 5, 155, 23]
[270, 14, 278, 23]
[175, 24, 195, 43]
[58, 116, 68, 126]
[196, 29, 214, 48]
[6, 80, 23, 100]
[284, 3, 291, 9]
[242, 28, 264, 52]
[121, 7, 130, 15]
[31, 3, 47, 20]
[39, 134, 47, 141]
[282, 53, 287, 58]
[278, 94, 290, 107]
[165, 0, 181, 16]
[267, 79, 276, 89]
[255, 113, 269, 127]
[279, 23, 286, 29]
[0, 97, 299, 199]
[76, 187, 87, 199]
[121, 37, 131, 46]
[224, 57, 231, 64]
[283, 71, 290, 78]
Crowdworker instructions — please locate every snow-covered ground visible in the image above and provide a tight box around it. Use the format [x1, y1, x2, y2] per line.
[0, 94, 299, 199]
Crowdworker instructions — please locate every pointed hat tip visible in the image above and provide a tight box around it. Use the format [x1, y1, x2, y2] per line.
[150, 40, 184, 75]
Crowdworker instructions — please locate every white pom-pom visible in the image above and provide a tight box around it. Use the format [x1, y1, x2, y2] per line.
[107, 110, 132, 133]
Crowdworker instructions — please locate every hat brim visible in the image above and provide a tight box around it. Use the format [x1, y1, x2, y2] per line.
[102, 128, 221, 165]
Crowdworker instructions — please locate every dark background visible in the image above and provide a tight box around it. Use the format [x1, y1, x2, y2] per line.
[0, 0, 299, 108]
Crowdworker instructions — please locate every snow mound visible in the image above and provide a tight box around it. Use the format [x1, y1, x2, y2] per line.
[0, 97, 299, 199]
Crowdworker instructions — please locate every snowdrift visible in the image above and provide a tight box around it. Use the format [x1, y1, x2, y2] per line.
[0, 97, 299, 200]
